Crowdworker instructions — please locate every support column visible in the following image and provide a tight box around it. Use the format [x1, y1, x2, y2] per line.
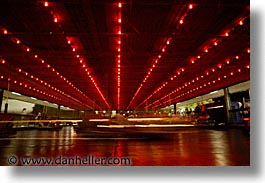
[4, 79, 10, 114]
[173, 103, 177, 115]
[57, 105, 61, 119]
[77, 110, 80, 118]
[0, 89, 4, 112]
[224, 88, 232, 124]
[4, 103, 8, 114]
[84, 110, 87, 119]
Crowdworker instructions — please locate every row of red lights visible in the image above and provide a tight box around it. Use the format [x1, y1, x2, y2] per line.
[42, 1, 110, 109]
[127, 3, 195, 109]
[0, 26, 97, 108]
[14, 61, 88, 107]
[117, 2, 122, 110]
[146, 48, 250, 109]
[137, 15, 249, 109]
[152, 64, 250, 109]
[138, 68, 185, 107]
[0, 74, 65, 105]
[1, 59, 90, 108]
[189, 16, 248, 65]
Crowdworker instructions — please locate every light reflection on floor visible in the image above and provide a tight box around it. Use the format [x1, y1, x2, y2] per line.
[0, 126, 250, 166]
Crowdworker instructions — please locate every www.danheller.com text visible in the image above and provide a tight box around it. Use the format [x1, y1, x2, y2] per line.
[7, 155, 132, 166]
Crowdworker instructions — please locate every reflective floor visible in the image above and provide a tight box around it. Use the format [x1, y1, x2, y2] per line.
[0, 126, 250, 166]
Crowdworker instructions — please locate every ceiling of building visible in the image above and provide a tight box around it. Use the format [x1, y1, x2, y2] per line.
[0, 0, 250, 110]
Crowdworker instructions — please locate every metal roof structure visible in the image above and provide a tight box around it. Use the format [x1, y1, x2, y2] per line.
[0, 0, 250, 110]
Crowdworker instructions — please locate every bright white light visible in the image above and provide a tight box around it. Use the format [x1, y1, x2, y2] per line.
[30, 97, 37, 100]
[11, 92, 21, 96]
[128, 118, 163, 121]
[207, 105, 224, 109]
[90, 119, 110, 122]
[210, 91, 218, 94]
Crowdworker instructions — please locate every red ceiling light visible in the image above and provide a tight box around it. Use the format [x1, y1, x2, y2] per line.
[235, 56, 239, 59]
[189, 4, 193, 9]
[16, 40, 20, 44]
[26, 48, 30, 52]
[54, 17, 58, 23]
[72, 48, 76, 52]
[3, 30, 8, 34]
[225, 32, 229, 37]
[44, 1, 49, 7]
[179, 19, 184, 24]
[118, 2, 122, 8]
[239, 20, 243, 25]
[118, 18, 122, 23]
[214, 42, 218, 46]
[1, 60, 5, 64]
[247, 48, 250, 53]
